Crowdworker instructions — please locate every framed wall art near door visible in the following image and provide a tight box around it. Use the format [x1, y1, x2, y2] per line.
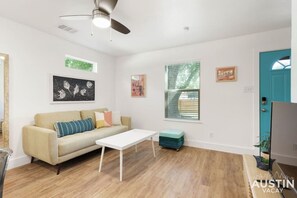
[50, 75, 95, 103]
[216, 66, 237, 82]
[131, 74, 146, 97]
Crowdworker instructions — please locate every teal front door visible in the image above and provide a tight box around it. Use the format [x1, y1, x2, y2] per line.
[260, 49, 291, 140]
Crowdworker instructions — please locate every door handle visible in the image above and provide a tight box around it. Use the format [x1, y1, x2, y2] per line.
[261, 108, 267, 112]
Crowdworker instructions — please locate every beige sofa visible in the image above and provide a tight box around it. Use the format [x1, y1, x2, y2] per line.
[22, 108, 131, 174]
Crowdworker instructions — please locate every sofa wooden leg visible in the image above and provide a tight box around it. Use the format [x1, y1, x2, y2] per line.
[31, 157, 34, 163]
[56, 164, 61, 175]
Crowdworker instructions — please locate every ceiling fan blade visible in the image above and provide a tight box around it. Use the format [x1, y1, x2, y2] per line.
[98, 0, 118, 14]
[60, 15, 92, 20]
[111, 19, 130, 34]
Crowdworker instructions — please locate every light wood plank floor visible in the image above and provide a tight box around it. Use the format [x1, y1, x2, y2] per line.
[4, 141, 247, 198]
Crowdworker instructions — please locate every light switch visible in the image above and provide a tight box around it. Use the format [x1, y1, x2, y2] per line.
[244, 86, 254, 93]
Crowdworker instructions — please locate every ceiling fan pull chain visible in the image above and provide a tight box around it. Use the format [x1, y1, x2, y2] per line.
[91, 22, 94, 36]
[109, 27, 112, 42]
[109, 15, 112, 42]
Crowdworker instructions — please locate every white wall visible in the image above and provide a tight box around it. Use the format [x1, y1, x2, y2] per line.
[0, 16, 116, 168]
[292, 1, 297, 102]
[115, 28, 291, 154]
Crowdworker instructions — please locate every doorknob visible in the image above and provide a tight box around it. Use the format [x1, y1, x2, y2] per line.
[261, 108, 267, 112]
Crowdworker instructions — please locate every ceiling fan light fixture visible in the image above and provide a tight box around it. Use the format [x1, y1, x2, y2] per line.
[92, 10, 111, 28]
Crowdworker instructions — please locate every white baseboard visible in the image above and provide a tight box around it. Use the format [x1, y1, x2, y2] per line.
[154, 136, 256, 155]
[7, 140, 257, 170]
[271, 153, 297, 166]
[184, 140, 256, 155]
[7, 155, 30, 170]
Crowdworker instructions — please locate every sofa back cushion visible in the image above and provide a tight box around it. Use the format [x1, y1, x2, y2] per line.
[35, 111, 81, 130]
[80, 108, 108, 126]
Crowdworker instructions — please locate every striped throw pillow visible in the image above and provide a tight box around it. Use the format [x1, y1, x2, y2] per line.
[54, 118, 94, 137]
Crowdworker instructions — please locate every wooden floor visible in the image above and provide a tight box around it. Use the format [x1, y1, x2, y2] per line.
[4, 141, 247, 198]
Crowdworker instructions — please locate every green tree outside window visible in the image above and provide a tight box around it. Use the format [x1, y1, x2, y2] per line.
[165, 62, 200, 120]
[65, 56, 96, 72]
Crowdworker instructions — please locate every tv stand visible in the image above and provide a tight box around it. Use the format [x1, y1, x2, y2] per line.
[243, 155, 281, 198]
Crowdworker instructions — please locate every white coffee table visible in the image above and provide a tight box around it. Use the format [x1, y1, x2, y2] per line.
[95, 129, 158, 181]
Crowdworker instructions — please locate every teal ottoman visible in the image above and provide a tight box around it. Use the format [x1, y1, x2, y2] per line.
[159, 129, 184, 151]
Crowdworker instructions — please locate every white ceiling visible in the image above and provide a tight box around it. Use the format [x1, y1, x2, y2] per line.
[0, 0, 291, 56]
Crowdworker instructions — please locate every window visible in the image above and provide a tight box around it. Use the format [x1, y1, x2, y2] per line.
[165, 61, 200, 121]
[65, 55, 97, 73]
[272, 56, 291, 70]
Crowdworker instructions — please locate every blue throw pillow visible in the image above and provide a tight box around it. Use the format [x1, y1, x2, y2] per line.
[54, 118, 94, 137]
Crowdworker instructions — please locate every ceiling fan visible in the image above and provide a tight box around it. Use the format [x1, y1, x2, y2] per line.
[60, 0, 130, 34]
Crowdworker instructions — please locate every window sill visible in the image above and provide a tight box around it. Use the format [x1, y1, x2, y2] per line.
[164, 118, 202, 124]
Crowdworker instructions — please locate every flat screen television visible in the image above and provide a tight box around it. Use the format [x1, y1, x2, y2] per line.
[269, 102, 297, 198]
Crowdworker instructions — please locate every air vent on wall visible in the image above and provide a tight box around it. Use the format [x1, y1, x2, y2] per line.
[58, 25, 78, 33]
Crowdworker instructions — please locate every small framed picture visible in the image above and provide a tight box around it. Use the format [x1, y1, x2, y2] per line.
[131, 74, 146, 97]
[216, 66, 237, 82]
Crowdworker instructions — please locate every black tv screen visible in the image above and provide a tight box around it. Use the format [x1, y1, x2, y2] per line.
[269, 102, 297, 198]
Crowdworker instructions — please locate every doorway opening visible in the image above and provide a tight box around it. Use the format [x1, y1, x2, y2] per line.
[0, 53, 9, 148]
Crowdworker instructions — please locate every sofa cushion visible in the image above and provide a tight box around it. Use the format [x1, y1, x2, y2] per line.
[58, 125, 128, 156]
[35, 111, 81, 130]
[54, 118, 94, 137]
[80, 108, 108, 126]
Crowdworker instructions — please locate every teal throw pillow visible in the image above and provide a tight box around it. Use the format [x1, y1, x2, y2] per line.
[54, 118, 94, 137]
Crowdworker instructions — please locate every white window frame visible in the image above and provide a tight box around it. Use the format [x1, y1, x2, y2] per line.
[164, 61, 200, 121]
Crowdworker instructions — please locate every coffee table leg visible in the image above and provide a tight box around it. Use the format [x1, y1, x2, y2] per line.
[120, 150, 123, 181]
[99, 146, 105, 172]
[151, 137, 156, 157]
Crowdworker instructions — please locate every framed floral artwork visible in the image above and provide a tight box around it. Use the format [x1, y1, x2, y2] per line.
[131, 74, 146, 97]
[216, 66, 237, 82]
[50, 75, 95, 103]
